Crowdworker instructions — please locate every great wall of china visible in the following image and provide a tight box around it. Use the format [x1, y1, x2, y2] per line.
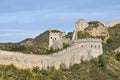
[0, 38, 102, 69]
[0, 19, 103, 69]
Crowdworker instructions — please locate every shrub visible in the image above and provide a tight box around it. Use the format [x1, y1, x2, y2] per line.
[63, 43, 70, 49]
[107, 37, 113, 43]
[116, 53, 120, 61]
[98, 55, 106, 68]
[65, 32, 73, 40]
[77, 31, 93, 39]
[32, 66, 40, 73]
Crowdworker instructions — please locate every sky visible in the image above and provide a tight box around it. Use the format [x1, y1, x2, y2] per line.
[0, 0, 120, 42]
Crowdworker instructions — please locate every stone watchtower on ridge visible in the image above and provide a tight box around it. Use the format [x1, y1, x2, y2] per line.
[48, 29, 70, 49]
[71, 19, 103, 58]
[72, 19, 88, 41]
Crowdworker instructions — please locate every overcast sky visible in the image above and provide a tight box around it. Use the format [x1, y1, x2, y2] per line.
[0, 0, 120, 42]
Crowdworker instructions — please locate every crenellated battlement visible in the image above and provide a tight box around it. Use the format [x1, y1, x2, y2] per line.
[74, 38, 102, 43]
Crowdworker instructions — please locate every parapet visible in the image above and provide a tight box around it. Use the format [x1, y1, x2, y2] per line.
[74, 38, 102, 43]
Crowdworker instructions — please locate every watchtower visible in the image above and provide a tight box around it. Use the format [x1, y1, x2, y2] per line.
[72, 19, 88, 41]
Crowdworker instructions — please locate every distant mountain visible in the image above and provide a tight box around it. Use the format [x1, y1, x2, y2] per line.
[19, 38, 33, 46]
[19, 30, 49, 46]
[108, 20, 120, 27]
[33, 30, 49, 46]
[103, 24, 120, 51]
[19, 29, 62, 46]
[0, 30, 49, 47]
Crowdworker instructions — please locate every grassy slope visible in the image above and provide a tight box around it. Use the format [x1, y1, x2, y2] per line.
[33, 30, 63, 46]
[33, 30, 49, 46]
[103, 24, 120, 51]
[0, 30, 62, 54]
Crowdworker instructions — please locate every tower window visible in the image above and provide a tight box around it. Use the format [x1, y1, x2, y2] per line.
[98, 45, 100, 48]
[55, 38, 56, 40]
[91, 45, 93, 48]
[51, 37, 52, 39]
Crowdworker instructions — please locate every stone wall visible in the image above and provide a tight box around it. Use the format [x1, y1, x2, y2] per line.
[72, 38, 103, 56]
[0, 38, 103, 70]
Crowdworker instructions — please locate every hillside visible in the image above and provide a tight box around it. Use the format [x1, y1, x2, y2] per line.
[103, 24, 120, 51]
[65, 21, 120, 52]
[19, 30, 50, 46]
[85, 21, 109, 41]
[33, 30, 49, 46]
[19, 38, 33, 46]
[0, 30, 65, 54]
[65, 21, 109, 41]
[108, 20, 120, 27]
[0, 51, 120, 80]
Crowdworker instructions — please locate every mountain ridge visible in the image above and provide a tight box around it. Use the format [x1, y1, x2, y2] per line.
[0, 20, 120, 53]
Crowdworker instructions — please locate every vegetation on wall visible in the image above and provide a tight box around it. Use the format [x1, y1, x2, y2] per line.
[77, 31, 93, 39]
[62, 42, 70, 49]
[65, 31, 93, 39]
[65, 32, 73, 40]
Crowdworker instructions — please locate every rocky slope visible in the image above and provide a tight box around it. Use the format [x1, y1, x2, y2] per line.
[85, 21, 109, 42]
[103, 24, 120, 51]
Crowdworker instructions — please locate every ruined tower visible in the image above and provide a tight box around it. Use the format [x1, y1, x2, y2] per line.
[48, 29, 70, 49]
[72, 19, 88, 41]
